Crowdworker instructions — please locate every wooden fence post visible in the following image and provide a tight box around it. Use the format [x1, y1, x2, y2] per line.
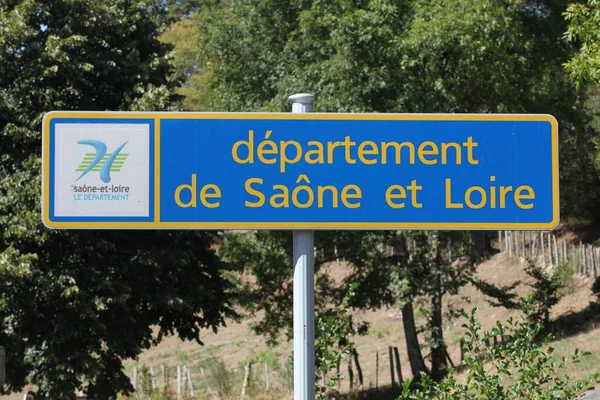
[388, 347, 396, 387]
[176, 365, 181, 400]
[186, 364, 194, 397]
[200, 367, 213, 395]
[499, 231, 503, 252]
[588, 245, 592, 276]
[264, 362, 270, 390]
[593, 246, 598, 277]
[580, 242, 584, 275]
[150, 367, 155, 391]
[585, 245, 590, 276]
[352, 349, 364, 390]
[132, 366, 138, 391]
[594, 247, 598, 277]
[547, 234, 553, 267]
[336, 361, 341, 390]
[375, 350, 379, 392]
[589, 245, 594, 276]
[529, 231, 533, 256]
[347, 356, 354, 391]
[392, 347, 402, 384]
[541, 233, 546, 267]
[183, 365, 188, 394]
[553, 235, 559, 266]
[586, 244, 594, 276]
[241, 362, 252, 399]
[280, 357, 290, 393]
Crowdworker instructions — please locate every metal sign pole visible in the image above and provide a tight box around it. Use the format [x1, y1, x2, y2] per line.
[289, 93, 316, 400]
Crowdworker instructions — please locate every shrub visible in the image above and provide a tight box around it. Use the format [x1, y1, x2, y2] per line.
[398, 297, 597, 400]
[315, 282, 358, 399]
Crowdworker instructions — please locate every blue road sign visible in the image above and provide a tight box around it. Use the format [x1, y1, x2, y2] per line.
[42, 112, 559, 230]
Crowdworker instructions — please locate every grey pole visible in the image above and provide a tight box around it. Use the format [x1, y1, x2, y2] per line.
[288, 93, 316, 400]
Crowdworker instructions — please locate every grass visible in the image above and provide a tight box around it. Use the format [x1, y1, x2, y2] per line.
[370, 327, 391, 339]
[176, 350, 189, 362]
[549, 328, 600, 383]
[246, 347, 280, 367]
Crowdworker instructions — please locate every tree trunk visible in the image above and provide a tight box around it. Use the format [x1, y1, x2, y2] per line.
[430, 271, 448, 381]
[351, 349, 364, 390]
[429, 231, 448, 381]
[472, 231, 492, 261]
[401, 301, 428, 379]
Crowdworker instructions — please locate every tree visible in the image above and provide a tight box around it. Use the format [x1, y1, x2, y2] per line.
[0, 1, 235, 398]
[473, 258, 568, 331]
[222, 229, 475, 382]
[398, 301, 595, 400]
[160, 0, 204, 24]
[196, 0, 600, 211]
[387, 231, 475, 381]
[159, 13, 209, 111]
[564, 0, 600, 87]
[200, 0, 600, 383]
[564, 0, 600, 183]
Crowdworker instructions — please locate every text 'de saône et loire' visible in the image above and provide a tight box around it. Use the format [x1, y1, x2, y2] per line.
[172, 130, 536, 211]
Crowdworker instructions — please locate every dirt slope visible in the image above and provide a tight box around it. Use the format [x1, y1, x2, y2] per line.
[2, 252, 598, 399]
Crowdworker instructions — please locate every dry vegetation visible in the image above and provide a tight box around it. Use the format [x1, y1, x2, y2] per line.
[117, 253, 600, 399]
[3, 237, 600, 400]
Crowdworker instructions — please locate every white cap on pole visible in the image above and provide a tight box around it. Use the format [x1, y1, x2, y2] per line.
[289, 93, 316, 114]
[289, 92, 316, 400]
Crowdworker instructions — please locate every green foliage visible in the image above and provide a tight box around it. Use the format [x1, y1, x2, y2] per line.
[370, 327, 391, 339]
[245, 347, 280, 369]
[206, 358, 234, 397]
[220, 231, 293, 343]
[204, 0, 600, 387]
[159, 14, 209, 111]
[476, 259, 567, 329]
[591, 273, 600, 300]
[161, 0, 204, 24]
[551, 259, 577, 296]
[194, 0, 600, 216]
[222, 230, 475, 380]
[0, 0, 235, 397]
[398, 300, 597, 400]
[524, 261, 567, 329]
[315, 282, 358, 399]
[564, 0, 600, 87]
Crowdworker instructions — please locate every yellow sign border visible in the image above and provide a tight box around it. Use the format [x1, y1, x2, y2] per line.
[42, 111, 560, 230]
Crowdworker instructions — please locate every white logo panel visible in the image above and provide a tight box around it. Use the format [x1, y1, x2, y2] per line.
[53, 123, 150, 217]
